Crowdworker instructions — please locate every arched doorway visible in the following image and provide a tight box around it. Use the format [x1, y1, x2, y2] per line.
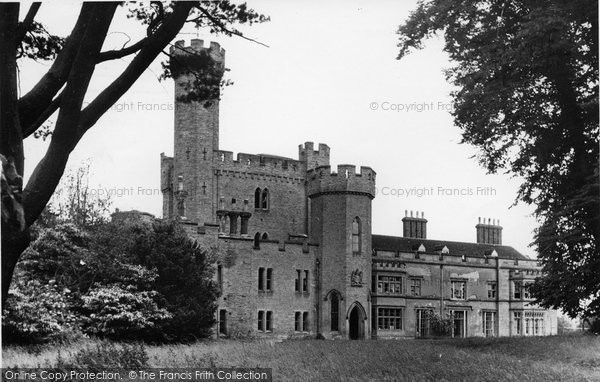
[348, 303, 366, 340]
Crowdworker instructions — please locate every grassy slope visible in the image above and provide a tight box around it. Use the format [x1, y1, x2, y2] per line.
[4, 335, 600, 381]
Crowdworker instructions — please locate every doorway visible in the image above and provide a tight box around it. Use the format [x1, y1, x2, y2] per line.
[348, 304, 365, 340]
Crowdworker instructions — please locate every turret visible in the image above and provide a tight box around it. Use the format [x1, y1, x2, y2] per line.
[308, 164, 376, 339]
[299, 142, 330, 171]
[164, 39, 225, 223]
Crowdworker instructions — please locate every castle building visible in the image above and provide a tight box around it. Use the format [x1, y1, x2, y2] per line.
[160, 40, 557, 340]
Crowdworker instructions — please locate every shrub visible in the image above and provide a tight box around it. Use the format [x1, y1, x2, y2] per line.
[80, 283, 171, 340]
[2, 278, 79, 344]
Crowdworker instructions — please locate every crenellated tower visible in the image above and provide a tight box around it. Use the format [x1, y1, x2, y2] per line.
[308, 164, 376, 339]
[161, 39, 225, 223]
[299, 142, 330, 171]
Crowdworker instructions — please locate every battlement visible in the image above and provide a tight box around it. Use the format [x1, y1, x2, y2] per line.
[170, 39, 225, 62]
[298, 142, 330, 170]
[213, 150, 306, 177]
[307, 164, 376, 198]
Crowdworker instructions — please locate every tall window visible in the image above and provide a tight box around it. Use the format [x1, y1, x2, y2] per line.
[487, 282, 497, 299]
[266, 311, 273, 332]
[513, 312, 522, 335]
[523, 282, 532, 299]
[303, 270, 309, 292]
[302, 312, 309, 332]
[410, 278, 422, 296]
[258, 268, 265, 291]
[258, 310, 273, 333]
[330, 293, 339, 331]
[352, 217, 361, 254]
[483, 311, 496, 337]
[451, 280, 466, 300]
[217, 265, 223, 291]
[295, 270, 301, 292]
[514, 281, 522, 299]
[377, 308, 403, 330]
[253, 232, 260, 249]
[254, 188, 261, 208]
[219, 309, 227, 335]
[266, 268, 273, 291]
[258, 311, 264, 331]
[450, 310, 466, 338]
[261, 188, 269, 209]
[295, 312, 301, 331]
[416, 309, 432, 338]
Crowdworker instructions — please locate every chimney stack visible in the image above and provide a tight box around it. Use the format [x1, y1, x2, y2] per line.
[476, 217, 503, 244]
[402, 210, 427, 239]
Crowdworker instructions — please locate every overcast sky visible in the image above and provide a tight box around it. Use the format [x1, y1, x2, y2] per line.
[20, 0, 539, 257]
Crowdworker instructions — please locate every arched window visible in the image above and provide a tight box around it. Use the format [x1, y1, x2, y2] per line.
[253, 232, 260, 249]
[261, 232, 269, 241]
[254, 188, 261, 209]
[330, 292, 339, 331]
[261, 188, 269, 209]
[352, 217, 361, 254]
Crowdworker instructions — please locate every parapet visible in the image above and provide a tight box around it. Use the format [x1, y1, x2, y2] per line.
[170, 39, 225, 65]
[298, 142, 330, 169]
[307, 164, 376, 198]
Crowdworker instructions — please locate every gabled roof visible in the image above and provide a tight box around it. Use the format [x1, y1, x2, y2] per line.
[371, 234, 530, 260]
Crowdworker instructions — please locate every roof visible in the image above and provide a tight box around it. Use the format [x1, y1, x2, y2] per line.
[371, 234, 530, 260]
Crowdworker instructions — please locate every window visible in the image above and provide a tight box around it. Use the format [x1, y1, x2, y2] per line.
[523, 311, 545, 336]
[261, 188, 269, 209]
[352, 217, 361, 254]
[302, 312, 309, 332]
[377, 275, 403, 295]
[410, 278, 422, 296]
[266, 268, 273, 291]
[219, 309, 227, 335]
[294, 312, 301, 331]
[514, 281, 522, 299]
[487, 282, 497, 299]
[450, 310, 466, 338]
[330, 293, 339, 331]
[217, 265, 223, 291]
[483, 311, 496, 337]
[257, 310, 273, 332]
[513, 312, 522, 335]
[377, 308, 403, 330]
[261, 232, 269, 241]
[451, 280, 466, 300]
[258, 311, 264, 331]
[416, 309, 432, 338]
[303, 270, 309, 292]
[253, 232, 260, 249]
[266, 311, 273, 332]
[254, 188, 261, 209]
[258, 268, 264, 291]
[523, 282, 532, 299]
[295, 270, 301, 292]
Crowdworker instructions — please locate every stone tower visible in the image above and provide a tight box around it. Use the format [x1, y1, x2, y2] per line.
[161, 39, 225, 223]
[308, 165, 376, 339]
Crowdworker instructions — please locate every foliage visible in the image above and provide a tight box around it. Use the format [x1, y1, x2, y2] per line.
[2, 277, 78, 344]
[397, 0, 599, 318]
[427, 311, 452, 337]
[80, 283, 171, 340]
[55, 341, 149, 369]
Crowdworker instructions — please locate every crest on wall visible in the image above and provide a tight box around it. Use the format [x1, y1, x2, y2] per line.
[351, 269, 363, 287]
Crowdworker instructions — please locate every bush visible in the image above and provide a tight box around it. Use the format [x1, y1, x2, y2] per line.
[80, 284, 171, 340]
[2, 278, 79, 344]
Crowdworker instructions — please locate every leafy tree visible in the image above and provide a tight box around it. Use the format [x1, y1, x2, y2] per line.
[0, 1, 268, 305]
[397, 0, 599, 319]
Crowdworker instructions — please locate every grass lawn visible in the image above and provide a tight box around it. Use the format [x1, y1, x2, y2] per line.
[4, 334, 600, 381]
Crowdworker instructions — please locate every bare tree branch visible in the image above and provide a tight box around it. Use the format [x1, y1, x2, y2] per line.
[97, 37, 147, 63]
[197, 6, 269, 48]
[16, 2, 41, 45]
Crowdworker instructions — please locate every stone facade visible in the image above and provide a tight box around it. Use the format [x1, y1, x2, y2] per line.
[160, 40, 557, 340]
